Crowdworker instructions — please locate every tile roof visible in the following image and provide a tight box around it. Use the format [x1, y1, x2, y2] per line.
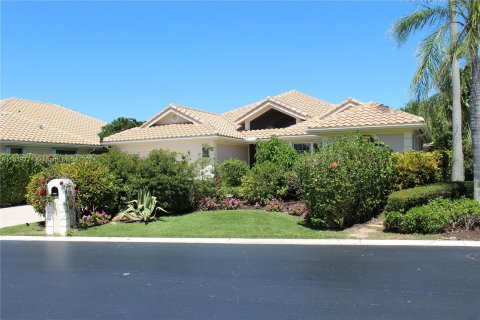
[222, 90, 336, 122]
[0, 98, 106, 146]
[103, 91, 426, 143]
[103, 124, 217, 142]
[307, 102, 425, 129]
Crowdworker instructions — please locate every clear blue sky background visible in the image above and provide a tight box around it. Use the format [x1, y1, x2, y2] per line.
[1, 1, 425, 122]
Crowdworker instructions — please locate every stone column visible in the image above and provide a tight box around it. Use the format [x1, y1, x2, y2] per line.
[45, 179, 76, 236]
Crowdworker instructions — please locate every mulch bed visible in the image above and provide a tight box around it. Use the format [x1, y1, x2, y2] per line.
[443, 227, 480, 241]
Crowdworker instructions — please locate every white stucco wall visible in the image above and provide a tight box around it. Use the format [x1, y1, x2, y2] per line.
[215, 143, 248, 163]
[110, 139, 216, 161]
[375, 134, 404, 152]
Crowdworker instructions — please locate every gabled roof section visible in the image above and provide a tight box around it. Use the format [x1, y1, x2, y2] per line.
[307, 102, 425, 131]
[106, 103, 242, 142]
[223, 90, 337, 123]
[102, 124, 217, 142]
[0, 98, 106, 146]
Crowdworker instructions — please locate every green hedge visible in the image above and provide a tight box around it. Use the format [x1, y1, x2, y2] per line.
[384, 182, 473, 213]
[0, 154, 97, 207]
[384, 197, 480, 234]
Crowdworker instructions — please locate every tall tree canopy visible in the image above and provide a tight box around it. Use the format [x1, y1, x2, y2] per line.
[392, 0, 480, 201]
[99, 117, 144, 141]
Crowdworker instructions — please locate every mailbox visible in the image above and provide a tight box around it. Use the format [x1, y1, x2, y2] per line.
[51, 187, 59, 197]
[45, 179, 76, 236]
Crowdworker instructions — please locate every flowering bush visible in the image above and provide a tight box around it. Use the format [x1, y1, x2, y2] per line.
[265, 199, 284, 212]
[287, 202, 308, 216]
[77, 210, 111, 229]
[0, 154, 96, 207]
[220, 197, 242, 210]
[26, 161, 119, 217]
[199, 197, 218, 211]
[297, 133, 395, 229]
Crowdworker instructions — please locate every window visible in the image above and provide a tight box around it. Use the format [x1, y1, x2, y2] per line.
[55, 149, 77, 155]
[8, 147, 23, 154]
[293, 143, 311, 154]
[202, 144, 212, 158]
[292, 142, 321, 155]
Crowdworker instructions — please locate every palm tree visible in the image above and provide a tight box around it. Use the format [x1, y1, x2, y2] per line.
[392, 0, 464, 182]
[392, 0, 480, 201]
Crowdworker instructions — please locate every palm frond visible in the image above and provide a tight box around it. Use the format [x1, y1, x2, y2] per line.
[410, 25, 449, 100]
[391, 5, 449, 46]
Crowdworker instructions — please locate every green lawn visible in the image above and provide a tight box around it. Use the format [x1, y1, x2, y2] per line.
[0, 210, 450, 240]
[1, 210, 349, 239]
[0, 223, 45, 236]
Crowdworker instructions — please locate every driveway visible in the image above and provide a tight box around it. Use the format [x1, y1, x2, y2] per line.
[0, 205, 42, 228]
[1, 241, 479, 319]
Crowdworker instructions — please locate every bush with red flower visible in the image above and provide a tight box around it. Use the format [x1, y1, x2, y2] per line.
[26, 161, 119, 217]
[296, 133, 395, 229]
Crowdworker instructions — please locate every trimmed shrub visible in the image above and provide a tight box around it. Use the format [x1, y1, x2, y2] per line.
[385, 182, 473, 213]
[255, 136, 299, 168]
[241, 161, 294, 204]
[136, 150, 195, 212]
[392, 151, 443, 190]
[220, 197, 242, 210]
[265, 199, 284, 212]
[215, 158, 249, 187]
[26, 161, 119, 216]
[384, 198, 480, 234]
[0, 154, 96, 207]
[96, 150, 142, 207]
[298, 134, 395, 229]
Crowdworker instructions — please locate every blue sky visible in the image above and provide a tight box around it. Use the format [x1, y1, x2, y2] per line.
[1, 1, 425, 122]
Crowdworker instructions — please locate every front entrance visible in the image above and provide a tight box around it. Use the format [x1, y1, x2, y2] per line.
[248, 144, 256, 167]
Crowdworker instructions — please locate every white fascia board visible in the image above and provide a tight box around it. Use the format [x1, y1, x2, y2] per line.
[307, 123, 426, 134]
[235, 101, 306, 124]
[103, 135, 244, 145]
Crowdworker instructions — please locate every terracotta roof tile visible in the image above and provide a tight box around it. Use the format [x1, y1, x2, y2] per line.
[0, 98, 106, 145]
[308, 102, 425, 129]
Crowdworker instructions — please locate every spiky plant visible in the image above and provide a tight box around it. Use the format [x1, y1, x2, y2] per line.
[116, 189, 167, 222]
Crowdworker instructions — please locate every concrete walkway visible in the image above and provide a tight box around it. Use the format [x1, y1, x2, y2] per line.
[0, 205, 43, 228]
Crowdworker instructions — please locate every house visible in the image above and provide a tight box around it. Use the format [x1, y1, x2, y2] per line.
[103, 90, 428, 165]
[0, 98, 106, 154]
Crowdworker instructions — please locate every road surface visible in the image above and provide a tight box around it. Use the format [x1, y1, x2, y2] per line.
[1, 241, 479, 319]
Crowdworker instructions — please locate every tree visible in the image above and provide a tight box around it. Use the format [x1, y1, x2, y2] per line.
[392, 0, 464, 181]
[392, 0, 480, 201]
[98, 117, 144, 141]
[403, 65, 473, 180]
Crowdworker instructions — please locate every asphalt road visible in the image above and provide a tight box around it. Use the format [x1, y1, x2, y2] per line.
[1, 241, 480, 320]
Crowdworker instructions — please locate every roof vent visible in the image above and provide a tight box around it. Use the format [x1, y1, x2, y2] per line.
[37, 123, 44, 129]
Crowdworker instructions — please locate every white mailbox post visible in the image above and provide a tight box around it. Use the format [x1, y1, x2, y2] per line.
[45, 179, 76, 236]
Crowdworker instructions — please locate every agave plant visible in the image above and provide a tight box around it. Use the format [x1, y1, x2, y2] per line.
[116, 189, 167, 222]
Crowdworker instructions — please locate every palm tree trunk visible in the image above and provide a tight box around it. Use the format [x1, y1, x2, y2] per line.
[470, 53, 480, 202]
[450, 2, 464, 181]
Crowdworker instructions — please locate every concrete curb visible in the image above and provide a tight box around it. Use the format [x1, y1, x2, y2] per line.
[1, 236, 479, 247]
